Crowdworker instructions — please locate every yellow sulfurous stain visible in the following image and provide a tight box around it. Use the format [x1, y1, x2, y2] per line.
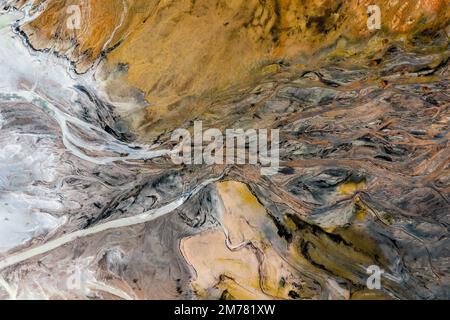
[354, 209, 367, 221]
[337, 180, 366, 196]
[283, 215, 298, 232]
[260, 64, 281, 76]
[289, 218, 392, 299]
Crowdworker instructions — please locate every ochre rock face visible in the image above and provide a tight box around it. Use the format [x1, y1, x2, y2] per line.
[17, 0, 449, 135]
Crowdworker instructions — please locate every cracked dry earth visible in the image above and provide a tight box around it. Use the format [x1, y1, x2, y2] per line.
[0, 0, 449, 299]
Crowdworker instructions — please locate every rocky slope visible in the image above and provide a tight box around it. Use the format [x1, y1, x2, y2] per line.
[0, 0, 448, 300]
[10, 0, 450, 135]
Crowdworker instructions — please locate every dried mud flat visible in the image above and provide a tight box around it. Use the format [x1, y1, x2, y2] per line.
[0, 1, 448, 300]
